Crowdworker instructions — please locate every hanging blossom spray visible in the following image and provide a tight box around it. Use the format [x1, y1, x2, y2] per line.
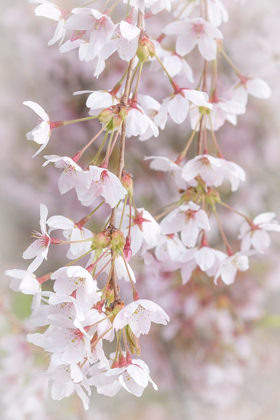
[5, 0, 279, 410]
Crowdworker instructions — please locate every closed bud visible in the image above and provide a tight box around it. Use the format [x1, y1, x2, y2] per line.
[91, 231, 111, 251]
[110, 229, 125, 253]
[137, 35, 155, 63]
[121, 170, 133, 196]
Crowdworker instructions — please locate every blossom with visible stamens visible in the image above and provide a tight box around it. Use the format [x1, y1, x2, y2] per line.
[43, 155, 83, 194]
[164, 17, 223, 61]
[113, 299, 169, 337]
[111, 20, 141, 62]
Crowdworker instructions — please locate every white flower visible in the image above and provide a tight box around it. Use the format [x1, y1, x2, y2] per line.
[47, 355, 91, 410]
[164, 17, 223, 61]
[47, 214, 93, 258]
[5, 269, 40, 295]
[207, 0, 229, 27]
[23, 101, 52, 157]
[116, 206, 160, 256]
[214, 251, 257, 285]
[111, 21, 140, 62]
[126, 107, 159, 140]
[22, 204, 51, 272]
[43, 155, 83, 194]
[155, 234, 185, 262]
[239, 212, 280, 251]
[160, 202, 210, 247]
[232, 77, 271, 107]
[113, 299, 169, 337]
[90, 358, 158, 397]
[154, 89, 212, 126]
[74, 89, 120, 115]
[76, 166, 127, 208]
[144, 155, 187, 188]
[92, 251, 136, 283]
[30, 0, 67, 45]
[65, 8, 115, 62]
[130, 0, 173, 14]
[181, 154, 245, 191]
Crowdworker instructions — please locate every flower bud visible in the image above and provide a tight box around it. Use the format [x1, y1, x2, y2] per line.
[121, 170, 133, 197]
[91, 231, 111, 251]
[137, 35, 155, 63]
[98, 108, 114, 123]
[110, 229, 125, 253]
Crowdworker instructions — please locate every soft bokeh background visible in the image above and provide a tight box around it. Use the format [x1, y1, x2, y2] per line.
[1, 0, 280, 419]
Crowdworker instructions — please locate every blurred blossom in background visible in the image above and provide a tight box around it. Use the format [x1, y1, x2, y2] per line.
[1, 0, 280, 419]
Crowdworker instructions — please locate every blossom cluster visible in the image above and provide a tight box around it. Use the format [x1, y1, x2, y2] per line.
[5, 0, 279, 411]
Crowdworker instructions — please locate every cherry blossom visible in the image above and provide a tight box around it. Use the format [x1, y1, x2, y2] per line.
[5, 269, 40, 295]
[164, 17, 223, 61]
[126, 106, 159, 140]
[43, 155, 83, 194]
[76, 166, 127, 207]
[232, 77, 271, 107]
[65, 8, 115, 62]
[154, 89, 212, 126]
[116, 206, 160, 256]
[23, 101, 52, 157]
[181, 154, 245, 191]
[22, 204, 52, 272]
[113, 299, 169, 336]
[239, 212, 280, 251]
[90, 358, 158, 397]
[29, 0, 67, 46]
[160, 202, 210, 247]
[47, 214, 93, 258]
[145, 155, 187, 188]
[112, 21, 141, 62]
[155, 234, 185, 262]
[214, 251, 258, 285]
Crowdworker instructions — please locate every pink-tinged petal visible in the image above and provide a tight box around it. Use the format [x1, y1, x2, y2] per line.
[62, 340, 86, 364]
[47, 215, 74, 230]
[220, 264, 237, 285]
[246, 78, 271, 99]
[232, 86, 249, 107]
[240, 232, 251, 251]
[75, 384, 90, 410]
[182, 59, 194, 82]
[23, 101, 49, 121]
[48, 18, 66, 46]
[254, 212, 276, 224]
[65, 13, 93, 31]
[168, 94, 189, 124]
[181, 219, 199, 247]
[40, 204, 48, 233]
[28, 254, 45, 272]
[251, 230, 271, 251]
[58, 168, 77, 194]
[176, 32, 197, 57]
[5, 269, 29, 279]
[195, 209, 210, 230]
[160, 209, 185, 234]
[119, 373, 144, 396]
[19, 274, 40, 295]
[204, 21, 223, 39]
[195, 247, 215, 271]
[127, 365, 149, 388]
[120, 21, 140, 40]
[23, 240, 43, 259]
[198, 34, 217, 61]
[183, 89, 209, 107]
[34, 4, 61, 21]
[163, 20, 187, 35]
[163, 55, 183, 77]
[86, 91, 113, 110]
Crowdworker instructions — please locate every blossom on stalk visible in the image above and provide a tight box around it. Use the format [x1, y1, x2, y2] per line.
[160, 202, 210, 247]
[126, 106, 159, 140]
[29, 0, 67, 46]
[232, 77, 271, 107]
[113, 299, 169, 337]
[155, 234, 186, 262]
[145, 155, 187, 188]
[23, 101, 53, 157]
[154, 89, 212, 126]
[76, 166, 127, 208]
[239, 213, 280, 251]
[214, 251, 257, 285]
[47, 214, 93, 258]
[111, 21, 141, 62]
[5, 269, 40, 295]
[181, 154, 245, 191]
[43, 155, 83, 194]
[116, 206, 160, 256]
[164, 17, 223, 61]
[22, 204, 52, 272]
[90, 358, 158, 397]
[65, 8, 115, 62]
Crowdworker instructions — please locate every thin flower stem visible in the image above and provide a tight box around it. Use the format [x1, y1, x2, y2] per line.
[91, 130, 109, 165]
[119, 194, 128, 230]
[208, 114, 223, 157]
[132, 62, 143, 99]
[93, 256, 114, 280]
[108, 123, 123, 157]
[217, 200, 254, 226]
[176, 115, 203, 163]
[221, 49, 242, 77]
[154, 53, 176, 87]
[91, 326, 114, 349]
[82, 200, 105, 222]
[151, 200, 181, 214]
[212, 206, 233, 255]
[63, 116, 98, 126]
[60, 238, 93, 244]
[154, 204, 178, 220]
[64, 250, 93, 267]
[101, 256, 116, 297]
[120, 251, 139, 297]
[80, 121, 110, 156]
[102, 129, 115, 166]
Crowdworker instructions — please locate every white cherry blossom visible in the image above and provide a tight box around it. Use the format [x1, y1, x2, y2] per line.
[65, 8, 115, 62]
[29, 0, 67, 46]
[181, 154, 245, 191]
[164, 17, 223, 61]
[145, 155, 187, 188]
[232, 77, 271, 107]
[47, 214, 93, 258]
[90, 358, 158, 397]
[113, 299, 169, 336]
[126, 107, 159, 140]
[116, 206, 160, 256]
[155, 234, 185, 262]
[160, 202, 210, 247]
[154, 89, 212, 126]
[5, 269, 40, 295]
[239, 212, 280, 252]
[112, 21, 141, 62]
[43, 155, 83, 194]
[22, 204, 51, 272]
[214, 251, 257, 285]
[76, 166, 127, 207]
[23, 101, 52, 157]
